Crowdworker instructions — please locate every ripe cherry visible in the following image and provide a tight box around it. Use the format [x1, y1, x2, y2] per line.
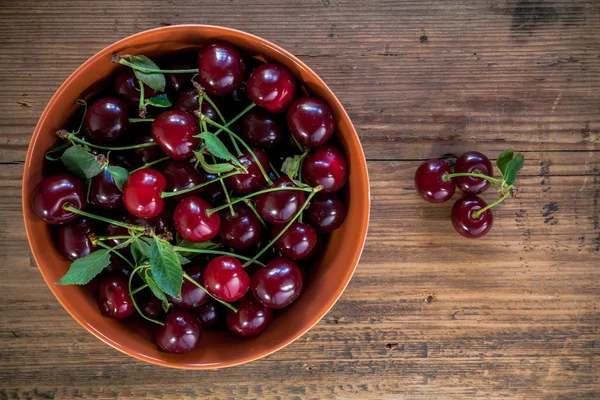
[219, 203, 262, 250]
[122, 169, 166, 218]
[194, 301, 220, 329]
[200, 172, 226, 205]
[103, 255, 131, 277]
[83, 97, 129, 143]
[197, 42, 246, 96]
[451, 195, 493, 238]
[56, 218, 95, 261]
[98, 275, 135, 319]
[251, 257, 303, 309]
[138, 292, 165, 319]
[174, 89, 219, 123]
[225, 148, 270, 194]
[32, 173, 86, 224]
[305, 193, 347, 232]
[204, 255, 250, 302]
[151, 110, 201, 160]
[241, 110, 282, 148]
[90, 168, 123, 209]
[173, 196, 220, 242]
[131, 135, 165, 165]
[160, 160, 203, 202]
[302, 144, 348, 193]
[255, 176, 307, 224]
[156, 309, 202, 354]
[414, 159, 456, 203]
[169, 264, 209, 308]
[454, 151, 493, 194]
[273, 222, 317, 260]
[114, 70, 158, 108]
[287, 97, 335, 147]
[128, 206, 173, 235]
[247, 64, 296, 113]
[165, 60, 194, 96]
[226, 294, 273, 337]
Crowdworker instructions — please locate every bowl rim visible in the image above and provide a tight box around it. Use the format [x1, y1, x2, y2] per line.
[22, 24, 370, 369]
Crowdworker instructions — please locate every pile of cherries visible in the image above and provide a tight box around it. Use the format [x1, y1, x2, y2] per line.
[31, 42, 349, 354]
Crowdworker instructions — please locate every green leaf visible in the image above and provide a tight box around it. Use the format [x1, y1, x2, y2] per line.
[126, 55, 166, 92]
[496, 147, 514, 178]
[176, 253, 191, 265]
[194, 150, 236, 174]
[145, 270, 168, 301]
[175, 235, 220, 257]
[145, 93, 172, 108]
[131, 237, 151, 265]
[149, 237, 183, 298]
[281, 154, 304, 181]
[198, 133, 243, 168]
[45, 142, 70, 161]
[56, 249, 111, 285]
[107, 166, 129, 192]
[503, 153, 525, 186]
[61, 145, 105, 179]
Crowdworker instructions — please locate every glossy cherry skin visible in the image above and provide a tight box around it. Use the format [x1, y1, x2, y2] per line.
[197, 42, 246, 96]
[247, 64, 296, 113]
[251, 257, 303, 309]
[273, 222, 317, 260]
[32, 173, 86, 224]
[200, 172, 226, 205]
[451, 195, 493, 238]
[241, 110, 282, 148]
[122, 169, 166, 218]
[151, 110, 201, 160]
[255, 176, 307, 224]
[305, 193, 347, 232]
[160, 160, 203, 202]
[103, 255, 131, 277]
[174, 89, 219, 123]
[225, 148, 270, 194]
[226, 294, 273, 337]
[204, 256, 250, 302]
[174, 196, 220, 242]
[138, 292, 165, 319]
[287, 97, 335, 147]
[128, 206, 173, 235]
[414, 159, 456, 203]
[219, 203, 262, 250]
[454, 151, 493, 194]
[169, 265, 209, 308]
[98, 276, 135, 319]
[302, 144, 348, 193]
[89, 168, 123, 209]
[131, 135, 165, 165]
[194, 301, 220, 329]
[56, 218, 95, 261]
[83, 97, 129, 143]
[114, 70, 158, 108]
[156, 309, 202, 354]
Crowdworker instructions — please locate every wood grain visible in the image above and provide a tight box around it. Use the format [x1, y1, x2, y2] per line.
[0, 0, 598, 398]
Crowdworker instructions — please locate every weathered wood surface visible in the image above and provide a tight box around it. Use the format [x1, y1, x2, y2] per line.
[0, 0, 598, 398]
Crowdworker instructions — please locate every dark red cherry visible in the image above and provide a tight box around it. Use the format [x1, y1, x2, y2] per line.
[305, 193, 347, 232]
[451, 195, 493, 238]
[454, 151, 493, 194]
[197, 42, 246, 96]
[56, 218, 95, 261]
[225, 148, 270, 194]
[174, 196, 220, 242]
[251, 257, 303, 309]
[241, 110, 282, 148]
[98, 275, 134, 319]
[138, 292, 166, 319]
[174, 89, 219, 124]
[302, 144, 348, 193]
[287, 97, 335, 147]
[31, 173, 86, 224]
[247, 64, 296, 113]
[165, 61, 194, 96]
[169, 265, 209, 308]
[114, 70, 158, 109]
[219, 203, 261, 250]
[128, 206, 173, 235]
[226, 294, 273, 337]
[273, 222, 317, 260]
[414, 159, 456, 203]
[89, 168, 123, 209]
[83, 97, 129, 143]
[122, 169, 166, 218]
[200, 172, 226, 205]
[156, 309, 202, 354]
[131, 135, 166, 165]
[255, 176, 307, 224]
[194, 301, 220, 329]
[160, 160, 203, 202]
[103, 255, 131, 277]
[151, 110, 201, 160]
[204, 256, 250, 302]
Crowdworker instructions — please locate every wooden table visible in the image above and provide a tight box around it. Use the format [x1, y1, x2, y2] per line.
[1, 0, 598, 398]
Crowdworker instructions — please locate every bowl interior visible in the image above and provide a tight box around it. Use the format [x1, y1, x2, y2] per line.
[22, 25, 369, 369]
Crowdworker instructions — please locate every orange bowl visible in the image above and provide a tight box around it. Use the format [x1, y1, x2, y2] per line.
[22, 25, 370, 369]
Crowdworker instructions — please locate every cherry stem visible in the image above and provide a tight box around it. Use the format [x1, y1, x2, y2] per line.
[213, 103, 256, 137]
[269, 162, 281, 178]
[95, 235, 132, 241]
[130, 156, 170, 173]
[131, 284, 148, 295]
[472, 190, 512, 219]
[95, 241, 135, 268]
[116, 57, 199, 74]
[128, 265, 164, 326]
[160, 169, 242, 198]
[63, 204, 146, 232]
[243, 188, 321, 267]
[203, 94, 242, 156]
[67, 133, 157, 151]
[443, 172, 503, 185]
[171, 247, 266, 267]
[74, 99, 88, 135]
[291, 134, 304, 153]
[204, 117, 273, 186]
[244, 199, 268, 229]
[207, 186, 314, 216]
[138, 79, 145, 117]
[128, 118, 155, 123]
[182, 273, 238, 312]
